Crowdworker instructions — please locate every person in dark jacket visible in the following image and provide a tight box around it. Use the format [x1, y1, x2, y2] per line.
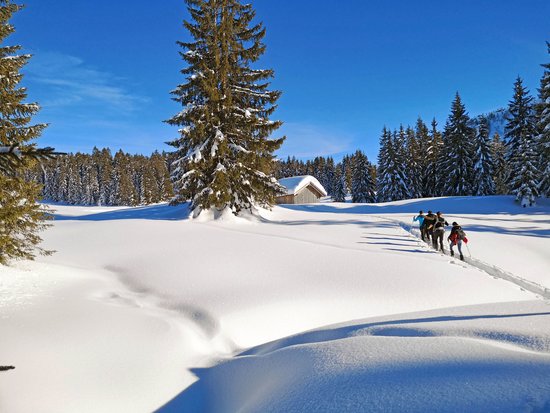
[432, 211, 449, 251]
[423, 210, 436, 243]
[413, 210, 426, 240]
[448, 222, 467, 260]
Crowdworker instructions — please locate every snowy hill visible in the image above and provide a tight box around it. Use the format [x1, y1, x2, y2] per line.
[1, 196, 549, 412]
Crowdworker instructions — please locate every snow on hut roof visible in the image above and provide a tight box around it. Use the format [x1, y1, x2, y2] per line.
[278, 175, 327, 197]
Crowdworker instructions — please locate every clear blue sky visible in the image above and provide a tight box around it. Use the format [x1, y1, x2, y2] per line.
[10, 0, 550, 162]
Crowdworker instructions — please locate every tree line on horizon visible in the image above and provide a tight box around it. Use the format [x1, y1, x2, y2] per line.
[27, 149, 174, 206]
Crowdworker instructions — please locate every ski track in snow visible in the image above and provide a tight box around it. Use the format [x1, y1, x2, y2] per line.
[379, 216, 550, 301]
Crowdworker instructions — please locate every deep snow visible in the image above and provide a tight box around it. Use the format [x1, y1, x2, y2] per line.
[1, 195, 549, 412]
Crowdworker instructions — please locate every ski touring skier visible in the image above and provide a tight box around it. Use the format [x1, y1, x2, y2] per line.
[432, 211, 449, 252]
[413, 211, 426, 240]
[423, 210, 436, 243]
[448, 222, 468, 261]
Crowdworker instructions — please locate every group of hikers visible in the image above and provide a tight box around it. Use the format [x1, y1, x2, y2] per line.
[413, 210, 468, 260]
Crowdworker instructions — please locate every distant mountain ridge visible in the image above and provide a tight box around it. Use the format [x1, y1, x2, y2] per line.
[471, 108, 508, 138]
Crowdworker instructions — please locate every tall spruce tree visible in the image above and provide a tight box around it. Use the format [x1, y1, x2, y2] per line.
[405, 125, 422, 198]
[505, 77, 539, 205]
[332, 164, 347, 202]
[167, 0, 284, 216]
[351, 150, 375, 203]
[536, 42, 550, 197]
[491, 133, 508, 195]
[472, 116, 495, 195]
[425, 119, 444, 197]
[0, 1, 52, 264]
[376, 127, 409, 202]
[414, 117, 430, 197]
[440, 93, 475, 196]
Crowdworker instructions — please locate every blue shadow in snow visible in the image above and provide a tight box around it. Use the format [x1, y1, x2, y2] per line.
[50, 203, 191, 221]
[155, 310, 550, 413]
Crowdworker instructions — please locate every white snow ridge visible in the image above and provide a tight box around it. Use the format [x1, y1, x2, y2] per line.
[1, 195, 549, 413]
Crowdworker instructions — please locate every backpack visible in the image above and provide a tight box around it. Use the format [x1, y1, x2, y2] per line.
[457, 228, 466, 240]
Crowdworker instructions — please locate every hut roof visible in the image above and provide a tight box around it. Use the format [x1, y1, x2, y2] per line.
[278, 175, 327, 197]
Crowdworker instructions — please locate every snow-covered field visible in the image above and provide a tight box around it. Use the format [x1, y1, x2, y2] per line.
[1, 196, 549, 412]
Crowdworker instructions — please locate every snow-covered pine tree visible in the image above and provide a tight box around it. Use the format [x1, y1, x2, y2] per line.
[67, 154, 82, 204]
[351, 150, 375, 203]
[472, 116, 495, 195]
[536, 42, 550, 197]
[440, 93, 475, 196]
[414, 117, 430, 197]
[376, 127, 392, 202]
[491, 133, 508, 195]
[0, 0, 52, 263]
[405, 125, 422, 199]
[341, 154, 353, 191]
[332, 164, 347, 202]
[505, 77, 539, 205]
[425, 119, 443, 197]
[151, 151, 174, 202]
[376, 127, 409, 202]
[392, 127, 411, 200]
[167, 0, 284, 216]
[324, 157, 335, 196]
[111, 150, 137, 206]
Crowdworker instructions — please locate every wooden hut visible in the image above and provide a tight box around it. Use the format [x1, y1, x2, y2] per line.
[276, 175, 327, 204]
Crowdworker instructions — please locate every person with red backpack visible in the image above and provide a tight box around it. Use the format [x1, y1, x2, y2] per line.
[448, 222, 468, 261]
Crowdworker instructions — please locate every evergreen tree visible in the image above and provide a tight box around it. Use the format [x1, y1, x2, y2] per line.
[167, 0, 284, 216]
[151, 151, 174, 202]
[0, 1, 51, 264]
[351, 150, 375, 203]
[505, 77, 539, 205]
[332, 164, 346, 202]
[405, 125, 422, 198]
[440, 93, 475, 196]
[425, 119, 443, 197]
[472, 116, 495, 195]
[491, 133, 508, 195]
[414, 117, 430, 197]
[536, 42, 550, 197]
[111, 151, 137, 206]
[392, 127, 411, 200]
[324, 157, 335, 195]
[376, 127, 409, 202]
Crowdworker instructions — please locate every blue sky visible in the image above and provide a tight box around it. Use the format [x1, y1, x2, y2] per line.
[10, 0, 550, 162]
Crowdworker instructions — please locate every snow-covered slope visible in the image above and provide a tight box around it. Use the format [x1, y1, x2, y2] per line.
[1, 196, 549, 412]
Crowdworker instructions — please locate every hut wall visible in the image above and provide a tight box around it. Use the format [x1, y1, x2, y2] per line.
[294, 186, 320, 204]
[276, 194, 295, 204]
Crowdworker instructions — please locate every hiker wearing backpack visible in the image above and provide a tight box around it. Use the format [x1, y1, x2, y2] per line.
[413, 211, 426, 240]
[448, 222, 468, 261]
[432, 211, 449, 252]
[423, 210, 436, 243]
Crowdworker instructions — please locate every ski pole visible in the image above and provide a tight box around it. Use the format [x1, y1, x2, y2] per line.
[465, 243, 472, 258]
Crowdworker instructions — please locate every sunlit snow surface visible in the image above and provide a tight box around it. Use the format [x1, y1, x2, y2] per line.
[1, 196, 549, 413]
